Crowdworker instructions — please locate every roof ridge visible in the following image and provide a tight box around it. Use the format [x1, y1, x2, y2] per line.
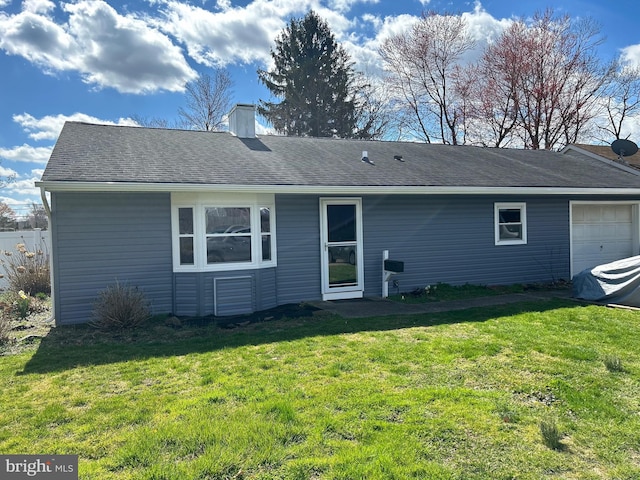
[63, 121, 232, 135]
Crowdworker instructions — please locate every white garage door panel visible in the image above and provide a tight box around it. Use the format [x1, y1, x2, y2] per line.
[572, 204, 636, 275]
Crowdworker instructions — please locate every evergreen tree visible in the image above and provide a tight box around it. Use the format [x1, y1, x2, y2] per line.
[257, 11, 360, 138]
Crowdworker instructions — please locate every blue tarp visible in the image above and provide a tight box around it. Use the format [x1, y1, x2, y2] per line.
[573, 255, 640, 306]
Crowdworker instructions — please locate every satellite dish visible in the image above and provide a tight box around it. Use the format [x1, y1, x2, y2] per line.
[611, 139, 638, 158]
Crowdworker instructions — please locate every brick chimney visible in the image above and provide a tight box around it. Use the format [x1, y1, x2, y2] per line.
[228, 103, 256, 138]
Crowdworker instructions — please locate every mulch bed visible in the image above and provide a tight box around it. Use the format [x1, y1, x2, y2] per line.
[180, 303, 321, 329]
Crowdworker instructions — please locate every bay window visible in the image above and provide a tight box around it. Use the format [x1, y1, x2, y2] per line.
[172, 194, 276, 271]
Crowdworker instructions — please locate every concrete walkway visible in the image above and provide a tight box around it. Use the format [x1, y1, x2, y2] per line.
[309, 289, 574, 318]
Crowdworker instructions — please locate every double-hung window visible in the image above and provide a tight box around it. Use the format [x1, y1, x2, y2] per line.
[495, 202, 527, 245]
[178, 207, 195, 265]
[172, 193, 276, 271]
[260, 207, 272, 261]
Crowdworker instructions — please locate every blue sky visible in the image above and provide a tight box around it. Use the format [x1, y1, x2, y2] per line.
[1, 0, 639, 216]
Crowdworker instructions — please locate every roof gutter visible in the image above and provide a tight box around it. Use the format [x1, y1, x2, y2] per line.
[35, 180, 640, 196]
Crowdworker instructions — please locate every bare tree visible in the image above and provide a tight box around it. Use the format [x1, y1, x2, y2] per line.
[130, 115, 174, 129]
[178, 69, 234, 131]
[0, 203, 16, 231]
[28, 203, 48, 230]
[379, 11, 475, 144]
[457, 47, 520, 147]
[351, 73, 392, 140]
[597, 63, 640, 141]
[474, 10, 609, 150]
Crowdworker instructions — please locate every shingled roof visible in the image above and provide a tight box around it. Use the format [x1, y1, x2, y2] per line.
[568, 144, 640, 170]
[39, 122, 640, 192]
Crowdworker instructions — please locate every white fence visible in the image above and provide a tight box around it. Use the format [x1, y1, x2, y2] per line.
[0, 229, 50, 290]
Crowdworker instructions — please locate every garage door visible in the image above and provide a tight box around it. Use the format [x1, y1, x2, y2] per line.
[572, 204, 636, 276]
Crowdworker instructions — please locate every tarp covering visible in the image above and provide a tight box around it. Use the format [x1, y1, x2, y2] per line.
[573, 255, 640, 306]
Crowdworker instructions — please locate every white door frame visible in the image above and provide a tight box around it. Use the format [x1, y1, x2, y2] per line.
[320, 198, 364, 300]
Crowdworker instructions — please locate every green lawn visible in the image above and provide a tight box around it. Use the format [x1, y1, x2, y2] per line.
[1, 299, 639, 479]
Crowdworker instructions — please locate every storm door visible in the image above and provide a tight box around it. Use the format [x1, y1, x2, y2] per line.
[320, 198, 364, 300]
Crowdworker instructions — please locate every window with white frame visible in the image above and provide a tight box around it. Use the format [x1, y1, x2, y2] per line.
[205, 207, 252, 264]
[260, 207, 272, 261]
[172, 193, 276, 271]
[495, 202, 527, 245]
[178, 207, 195, 265]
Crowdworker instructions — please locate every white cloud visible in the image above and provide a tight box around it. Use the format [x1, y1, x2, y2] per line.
[0, 166, 18, 178]
[0, 0, 514, 102]
[0, 0, 197, 93]
[4, 176, 42, 197]
[621, 44, 640, 68]
[349, 4, 512, 77]
[0, 9, 75, 72]
[0, 197, 28, 209]
[22, 0, 54, 14]
[215, 0, 232, 11]
[0, 169, 48, 208]
[614, 111, 640, 143]
[150, 0, 312, 67]
[463, 3, 512, 44]
[0, 112, 139, 168]
[13, 112, 138, 141]
[0, 168, 52, 207]
[64, 1, 197, 92]
[359, 13, 420, 48]
[460, 3, 512, 64]
[340, 13, 419, 77]
[328, 0, 379, 14]
[0, 144, 51, 164]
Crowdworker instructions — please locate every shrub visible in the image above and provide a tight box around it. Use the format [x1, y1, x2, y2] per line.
[91, 282, 151, 330]
[1, 242, 50, 296]
[604, 355, 624, 373]
[540, 418, 563, 450]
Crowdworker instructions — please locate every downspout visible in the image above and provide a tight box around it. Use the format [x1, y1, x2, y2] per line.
[40, 185, 55, 324]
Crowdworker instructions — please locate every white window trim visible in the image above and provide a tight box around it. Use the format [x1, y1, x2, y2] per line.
[494, 202, 527, 246]
[175, 206, 196, 266]
[171, 193, 276, 272]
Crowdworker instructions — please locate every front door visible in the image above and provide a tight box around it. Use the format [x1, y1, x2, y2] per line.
[320, 198, 364, 300]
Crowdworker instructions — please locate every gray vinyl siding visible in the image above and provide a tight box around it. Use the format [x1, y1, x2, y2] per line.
[273, 194, 572, 302]
[52, 191, 632, 325]
[173, 268, 277, 317]
[51, 192, 173, 325]
[172, 273, 198, 316]
[275, 195, 322, 304]
[214, 276, 255, 316]
[361, 195, 570, 296]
